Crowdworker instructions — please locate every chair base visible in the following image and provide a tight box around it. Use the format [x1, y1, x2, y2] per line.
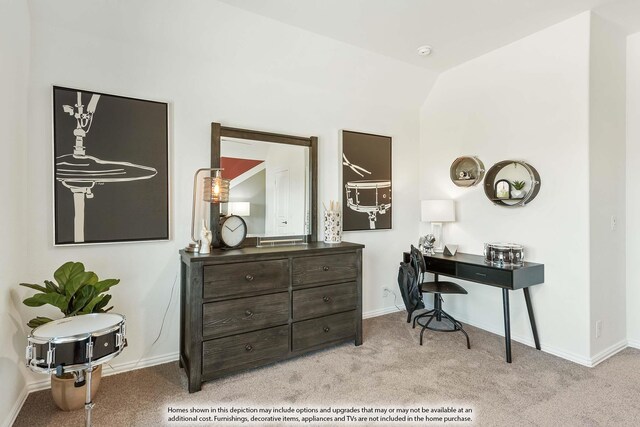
[413, 307, 471, 349]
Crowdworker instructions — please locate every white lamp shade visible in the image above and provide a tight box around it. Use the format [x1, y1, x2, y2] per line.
[421, 200, 455, 222]
[228, 202, 251, 217]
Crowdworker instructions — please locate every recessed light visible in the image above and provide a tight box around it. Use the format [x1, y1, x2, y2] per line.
[417, 45, 433, 56]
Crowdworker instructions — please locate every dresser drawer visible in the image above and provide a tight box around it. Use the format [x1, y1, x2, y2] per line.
[292, 282, 357, 321]
[203, 292, 289, 339]
[203, 259, 288, 299]
[202, 325, 289, 377]
[292, 253, 358, 287]
[292, 311, 356, 352]
[457, 263, 512, 288]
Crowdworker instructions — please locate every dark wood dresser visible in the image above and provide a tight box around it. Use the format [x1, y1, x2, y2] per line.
[179, 242, 364, 392]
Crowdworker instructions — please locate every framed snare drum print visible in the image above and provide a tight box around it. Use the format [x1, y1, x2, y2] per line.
[341, 130, 392, 231]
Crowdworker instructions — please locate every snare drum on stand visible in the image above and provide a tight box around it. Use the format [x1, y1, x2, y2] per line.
[26, 313, 127, 426]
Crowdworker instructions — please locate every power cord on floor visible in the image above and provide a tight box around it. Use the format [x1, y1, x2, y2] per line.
[383, 287, 405, 312]
[105, 272, 178, 373]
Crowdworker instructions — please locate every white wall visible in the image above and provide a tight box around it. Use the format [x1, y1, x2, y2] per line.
[20, 0, 437, 391]
[420, 13, 593, 362]
[627, 32, 640, 348]
[0, 0, 30, 424]
[588, 13, 627, 359]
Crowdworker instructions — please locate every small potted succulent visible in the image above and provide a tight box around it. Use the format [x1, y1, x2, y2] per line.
[20, 261, 120, 411]
[511, 180, 526, 199]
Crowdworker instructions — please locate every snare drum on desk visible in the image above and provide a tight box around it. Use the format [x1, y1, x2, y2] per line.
[26, 313, 126, 374]
[484, 243, 524, 267]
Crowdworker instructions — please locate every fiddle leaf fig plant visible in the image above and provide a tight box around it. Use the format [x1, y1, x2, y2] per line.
[20, 261, 120, 328]
[512, 180, 526, 191]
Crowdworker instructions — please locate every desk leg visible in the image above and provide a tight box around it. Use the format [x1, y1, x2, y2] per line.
[502, 289, 512, 363]
[523, 287, 541, 350]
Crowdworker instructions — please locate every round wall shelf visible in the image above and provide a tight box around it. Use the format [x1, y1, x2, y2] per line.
[484, 160, 541, 207]
[450, 156, 485, 187]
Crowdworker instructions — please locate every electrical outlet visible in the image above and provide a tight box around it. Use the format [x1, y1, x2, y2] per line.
[596, 320, 602, 338]
[611, 215, 617, 231]
[382, 287, 391, 298]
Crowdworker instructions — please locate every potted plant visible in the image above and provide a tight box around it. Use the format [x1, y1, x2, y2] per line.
[20, 261, 120, 411]
[511, 180, 526, 199]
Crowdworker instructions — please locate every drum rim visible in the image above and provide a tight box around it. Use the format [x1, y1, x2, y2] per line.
[29, 313, 126, 342]
[345, 180, 391, 189]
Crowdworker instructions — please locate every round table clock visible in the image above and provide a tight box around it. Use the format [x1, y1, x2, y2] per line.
[218, 215, 247, 249]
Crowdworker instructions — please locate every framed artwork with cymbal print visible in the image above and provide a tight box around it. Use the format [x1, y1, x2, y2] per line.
[52, 86, 169, 245]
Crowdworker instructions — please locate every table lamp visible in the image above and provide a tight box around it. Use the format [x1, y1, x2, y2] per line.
[421, 200, 455, 253]
[186, 168, 230, 253]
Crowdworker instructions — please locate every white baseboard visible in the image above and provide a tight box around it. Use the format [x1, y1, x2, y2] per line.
[589, 340, 628, 367]
[3, 387, 29, 427]
[627, 339, 640, 349]
[26, 351, 180, 393]
[363, 305, 402, 319]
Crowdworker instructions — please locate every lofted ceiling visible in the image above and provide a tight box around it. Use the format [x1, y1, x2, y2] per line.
[219, 0, 640, 71]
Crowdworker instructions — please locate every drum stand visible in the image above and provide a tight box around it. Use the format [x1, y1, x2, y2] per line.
[83, 341, 95, 427]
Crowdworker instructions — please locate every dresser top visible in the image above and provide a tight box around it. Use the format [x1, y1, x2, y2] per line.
[181, 241, 365, 263]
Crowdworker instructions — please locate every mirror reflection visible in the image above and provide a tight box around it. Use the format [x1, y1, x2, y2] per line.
[221, 137, 310, 237]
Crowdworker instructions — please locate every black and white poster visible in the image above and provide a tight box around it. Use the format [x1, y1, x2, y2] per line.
[53, 86, 169, 245]
[342, 130, 392, 231]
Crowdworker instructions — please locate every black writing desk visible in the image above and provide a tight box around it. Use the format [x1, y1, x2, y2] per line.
[402, 251, 544, 363]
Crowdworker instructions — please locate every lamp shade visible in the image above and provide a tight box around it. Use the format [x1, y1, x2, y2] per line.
[203, 169, 230, 203]
[421, 200, 455, 222]
[227, 202, 250, 217]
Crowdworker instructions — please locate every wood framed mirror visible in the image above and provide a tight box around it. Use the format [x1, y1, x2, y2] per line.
[211, 123, 318, 246]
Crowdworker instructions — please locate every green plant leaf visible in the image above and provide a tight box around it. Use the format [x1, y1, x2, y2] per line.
[23, 293, 68, 311]
[82, 294, 111, 314]
[54, 262, 85, 291]
[19, 283, 48, 293]
[27, 316, 54, 328]
[69, 285, 97, 314]
[93, 279, 120, 293]
[65, 271, 96, 297]
[44, 280, 62, 294]
[94, 294, 112, 312]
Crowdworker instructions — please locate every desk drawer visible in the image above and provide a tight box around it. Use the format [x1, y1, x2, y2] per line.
[203, 259, 288, 299]
[292, 253, 358, 287]
[202, 325, 289, 376]
[292, 311, 355, 352]
[425, 257, 456, 275]
[293, 282, 357, 321]
[203, 292, 289, 339]
[457, 264, 512, 288]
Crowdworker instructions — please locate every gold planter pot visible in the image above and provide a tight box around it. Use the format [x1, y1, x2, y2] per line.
[50, 365, 102, 411]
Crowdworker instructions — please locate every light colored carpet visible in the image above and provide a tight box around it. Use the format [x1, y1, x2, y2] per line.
[14, 312, 640, 426]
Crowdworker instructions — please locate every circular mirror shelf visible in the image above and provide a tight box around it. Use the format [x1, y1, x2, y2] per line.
[450, 156, 485, 187]
[484, 160, 541, 207]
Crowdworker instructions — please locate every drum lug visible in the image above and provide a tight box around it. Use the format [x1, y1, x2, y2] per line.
[46, 347, 55, 366]
[86, 341, 94, 359]
[116, 332, 126, 349]
[25, 344, 33, 362]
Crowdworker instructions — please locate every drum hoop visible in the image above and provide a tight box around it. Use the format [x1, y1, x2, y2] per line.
[346, 180, 391, 190]
[30, 313, 126, 342]
[346, 200, 391, 213]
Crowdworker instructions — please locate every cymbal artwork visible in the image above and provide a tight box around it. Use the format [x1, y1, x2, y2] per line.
[53, 87, 169, 245]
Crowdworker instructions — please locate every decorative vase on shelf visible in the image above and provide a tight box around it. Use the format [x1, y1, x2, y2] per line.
[511, 189, 524, 199]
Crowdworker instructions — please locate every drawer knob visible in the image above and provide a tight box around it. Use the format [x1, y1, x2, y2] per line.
[323, 326, 330, 333]
[322, 296, 331, 303]
[245, 310, 253, 317]
[245, 344, 253, 352]
[245, 274, 254, 281]
[322, 266, 330, 271]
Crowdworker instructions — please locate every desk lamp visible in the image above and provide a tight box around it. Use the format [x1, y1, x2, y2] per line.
[186, 168, 230, 253]
[421, 200, 455, 253]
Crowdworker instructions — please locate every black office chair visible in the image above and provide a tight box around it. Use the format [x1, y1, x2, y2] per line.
[409, 245, 470, 349]
[397, 261, 425, 324]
